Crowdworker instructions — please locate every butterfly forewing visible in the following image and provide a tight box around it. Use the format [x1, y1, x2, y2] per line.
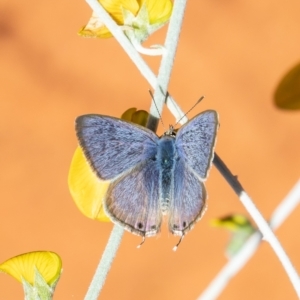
[176, 110, 218, 180]
[169, 158, 207, 236]
[75, 115, 158, 180]
[75, 109, 218, 244]
[104, 160, 162, 237]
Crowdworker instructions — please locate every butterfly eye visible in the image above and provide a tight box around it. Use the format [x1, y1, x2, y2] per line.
[137, 222, 144, 229]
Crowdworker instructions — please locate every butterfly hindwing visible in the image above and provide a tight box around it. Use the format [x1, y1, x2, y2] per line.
[176, 110, 218, 180]
[169, 158, 207, 236]
[75, 110, 218, 242]
[104, 160, 162, 237]
[75, 115, 159, 180]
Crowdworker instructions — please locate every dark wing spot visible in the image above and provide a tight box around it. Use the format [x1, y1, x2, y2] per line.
[150, 225, 156, 230]
[173, 224, 179, 229]
[137, 222, 143, 229]
[182, 221, 187, 228]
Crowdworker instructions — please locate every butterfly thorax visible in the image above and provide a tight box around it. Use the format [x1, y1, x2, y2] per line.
[157, 135, 177, 214]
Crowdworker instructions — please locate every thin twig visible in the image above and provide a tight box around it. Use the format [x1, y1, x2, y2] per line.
[197, 232, 262, 300]
[85, 0, 185, 123]
[83, 0, 300, 298]
[146, 0, 188, 132]
[269, 179, 300, 230]
[197, 179, 300, 300]
[213, 154, 300, 298]
[84, 225, 124, 300]
[83, 1, 187, 299]
[130, 39, 165, 56]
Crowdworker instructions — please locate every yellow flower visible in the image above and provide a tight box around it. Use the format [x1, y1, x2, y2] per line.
[210, 214, 255, 258]
[210, 214, 252, 232]
[120, 107, 149, 125]
[68, 108, 149, 222]
[79, 0, 173, 42]
[68, 146, 111, 221]
[0, 251, 62, 299]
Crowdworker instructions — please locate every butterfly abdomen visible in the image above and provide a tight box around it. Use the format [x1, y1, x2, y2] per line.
[157, 136, 177, 214]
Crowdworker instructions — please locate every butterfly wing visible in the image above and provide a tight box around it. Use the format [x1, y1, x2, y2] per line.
[169, 159, 207, 236]
[104, 160, 162, 237]
[75, 114, 159, 180]
[176, 110, 218, 180]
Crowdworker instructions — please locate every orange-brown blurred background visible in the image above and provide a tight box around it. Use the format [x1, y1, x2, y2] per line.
[1, 0, 300, 299]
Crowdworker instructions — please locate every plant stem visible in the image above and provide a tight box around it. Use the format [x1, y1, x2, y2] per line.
[84, 225, 124, 300]
[213, 154, 300, 298]
[147, 0, 188, 132]
[83, 0, 300, 298]
[197, 232, 262, 300]
[269, 179, 300, 230]
[198, 179, 300, 300]
[85, 0, 185, 122]
[83, 1, 188, 298]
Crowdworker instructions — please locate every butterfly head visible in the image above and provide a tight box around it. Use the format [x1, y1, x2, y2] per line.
[163, 125, 177, 137]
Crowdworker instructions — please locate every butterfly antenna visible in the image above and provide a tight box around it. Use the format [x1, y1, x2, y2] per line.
[137, 236, 146, 249]
[172, 235, 184, 252]
[174, 96, 205, 127]
[148, 89, 166, 131]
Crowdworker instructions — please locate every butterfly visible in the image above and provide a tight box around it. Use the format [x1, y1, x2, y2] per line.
[75, 110, 218, 247]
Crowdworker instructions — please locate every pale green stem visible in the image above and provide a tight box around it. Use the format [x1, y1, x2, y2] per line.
[213, 155, 300, 298]
[197, 179, 300, 300]
[269, 179, 300, 229]
[83, 1, 187, 299]
[84, 0, 300, 298]
[84, 225, 124, 300]
[85, 0, 185, 123]
[147, 0, 188, 132]
[129, 38, 165, 56]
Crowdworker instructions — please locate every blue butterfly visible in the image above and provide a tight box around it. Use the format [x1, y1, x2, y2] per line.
[76, 110, 218, 244]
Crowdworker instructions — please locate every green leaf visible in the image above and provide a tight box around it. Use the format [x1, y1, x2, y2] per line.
[211, 214, 256, 258]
